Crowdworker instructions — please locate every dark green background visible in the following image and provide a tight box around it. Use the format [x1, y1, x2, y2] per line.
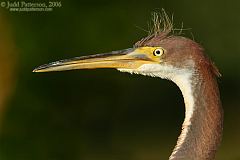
[0, 0, 240, 159]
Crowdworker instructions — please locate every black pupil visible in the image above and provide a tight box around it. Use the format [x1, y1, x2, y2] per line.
[155, 50, 161, 55]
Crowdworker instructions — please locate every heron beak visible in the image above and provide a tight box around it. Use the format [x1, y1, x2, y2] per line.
[33, 48, 153, 72]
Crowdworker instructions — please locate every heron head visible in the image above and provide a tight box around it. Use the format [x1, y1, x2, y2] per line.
[33, 34, 207, 81]
[34, 9, 220, 79]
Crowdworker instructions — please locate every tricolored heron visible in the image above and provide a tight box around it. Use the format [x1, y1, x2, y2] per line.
[33, 12, 223, 160]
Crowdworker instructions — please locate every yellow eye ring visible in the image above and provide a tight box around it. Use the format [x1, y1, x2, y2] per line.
[153, 48, 164, 56]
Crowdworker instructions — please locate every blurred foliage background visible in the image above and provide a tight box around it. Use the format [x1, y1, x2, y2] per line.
[0, 0, 240, 160]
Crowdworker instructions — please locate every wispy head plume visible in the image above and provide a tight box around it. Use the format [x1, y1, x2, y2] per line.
[148, 9, 173, 36]
[134, 9, 174, 47]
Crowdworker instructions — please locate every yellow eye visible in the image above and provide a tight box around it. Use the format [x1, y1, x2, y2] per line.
[153, 48, 164, 56]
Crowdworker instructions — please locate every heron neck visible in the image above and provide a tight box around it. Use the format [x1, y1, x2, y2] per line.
[169, 69, 223, 160]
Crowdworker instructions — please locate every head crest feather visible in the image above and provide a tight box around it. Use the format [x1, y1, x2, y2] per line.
[135, 9, 173, 47]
